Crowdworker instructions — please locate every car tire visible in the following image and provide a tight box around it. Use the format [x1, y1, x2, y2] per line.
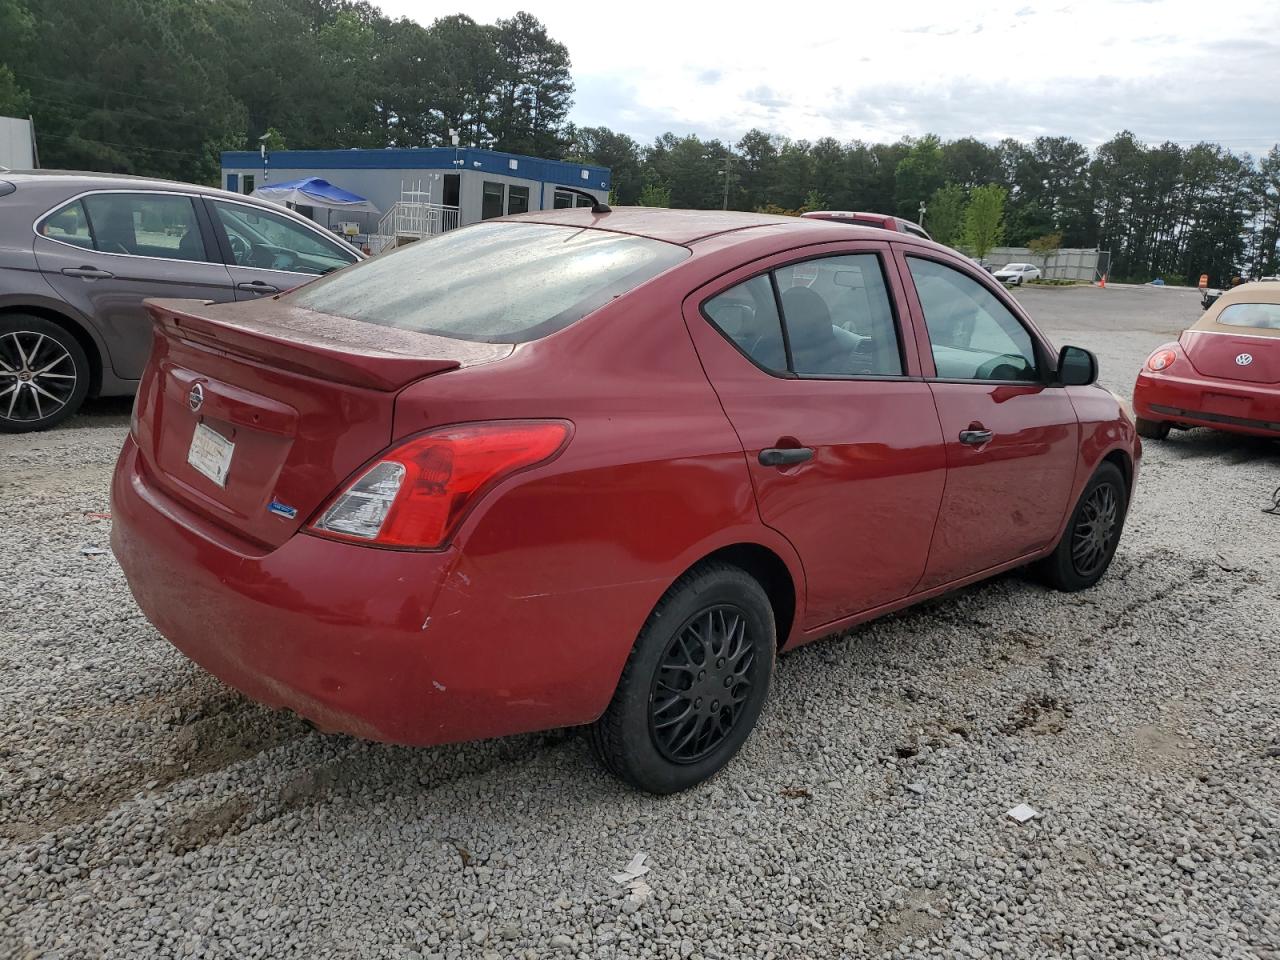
[1036, 462, 1128, 592]
[0, 314, 91, 433]
[589, 562, 776, 794]
[1135, 417, 1169, 440]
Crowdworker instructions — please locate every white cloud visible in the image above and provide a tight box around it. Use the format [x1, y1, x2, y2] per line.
[378, 0, 1280, 151]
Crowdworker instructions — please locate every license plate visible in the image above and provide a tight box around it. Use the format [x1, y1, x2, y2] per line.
[187, 422, 234, 487]
[1202, 392, 1250, 417]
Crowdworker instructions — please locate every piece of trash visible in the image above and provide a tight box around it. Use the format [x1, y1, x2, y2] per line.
[1006, 803, 1039, 823]
[1264, 487, 1280, 516]
[80, 546, 108, 556]
[906, 782, 926, 796]
[1263, 744, 1280, 759]
[611, 852, 650, 885]
[84, 511, 112, 520]
[779, 786, 811, 799]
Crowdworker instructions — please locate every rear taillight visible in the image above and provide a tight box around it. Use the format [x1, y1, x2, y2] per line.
[308, 420, 570, 549]
[1147, 348, 1177, 372]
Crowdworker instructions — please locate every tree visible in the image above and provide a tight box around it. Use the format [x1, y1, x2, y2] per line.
[926, 183, 966, 248]
[491, 12, 573, 156]
[894, 134, 944, 220]
[1028, 232, 1064, 276]
[566, 125, 642, 204]
[962, 184, 1008, 260]
[636, 173, 671, 208]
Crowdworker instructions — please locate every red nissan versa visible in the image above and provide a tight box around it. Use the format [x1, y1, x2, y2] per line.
[111, 206, 1140, 793]
[1133, 281, 1280, 440]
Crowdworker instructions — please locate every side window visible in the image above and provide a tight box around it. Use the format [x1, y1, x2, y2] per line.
[481, 182, 504, 219]
[78, 193, 209, 262]
[507, 185, 530, 215]
[774, 255, 903, 376]
[702, 275, 787, 373]
[210, 200, 356, 275]
[37, 200, 94, 249]
[907, 257, 1038, 382]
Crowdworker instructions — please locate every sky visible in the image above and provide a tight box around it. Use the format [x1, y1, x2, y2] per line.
[378, 0, 1280, 155]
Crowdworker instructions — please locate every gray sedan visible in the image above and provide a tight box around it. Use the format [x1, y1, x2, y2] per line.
[0, 170, 363, 431]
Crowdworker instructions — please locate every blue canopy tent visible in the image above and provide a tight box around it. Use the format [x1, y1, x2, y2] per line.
[250, 177, 380, 239]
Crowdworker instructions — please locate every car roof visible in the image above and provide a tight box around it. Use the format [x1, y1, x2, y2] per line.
[505, 206, 917, 246]
[0, 168, 264, 201]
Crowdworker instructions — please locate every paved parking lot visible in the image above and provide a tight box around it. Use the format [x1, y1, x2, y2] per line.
[2, 284, 1278, 959]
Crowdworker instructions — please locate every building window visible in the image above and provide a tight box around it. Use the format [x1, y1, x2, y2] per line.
[482, 181, 504, 219]
[443, 174, 460, 207]
[553, 189, 573, 209]
[242, 175, 255, 195]
[507, 185, 530, 216]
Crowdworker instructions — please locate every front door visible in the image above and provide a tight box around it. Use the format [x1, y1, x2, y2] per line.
[33, 191, 233, 380]
[897, 251, 1079, 589]
[205, 198, 359, 300]
[684, 245, 947, 630]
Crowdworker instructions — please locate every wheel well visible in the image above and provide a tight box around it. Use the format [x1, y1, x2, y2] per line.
[1102, 449, 1132, 493]
[0, 304, 103, 398]
[694, 543, 796, 648]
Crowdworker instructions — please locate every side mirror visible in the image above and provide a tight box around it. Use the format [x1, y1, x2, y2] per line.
[1057, 345, 1098, 386]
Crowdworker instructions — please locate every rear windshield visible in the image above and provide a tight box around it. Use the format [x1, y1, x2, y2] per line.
[289, 221, 689, 343]
[1217, 302, 1280, 330]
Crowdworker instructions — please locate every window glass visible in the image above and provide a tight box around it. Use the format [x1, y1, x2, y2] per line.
[702, 275, 786, 373]
[37, 200, 94, 249]
[575, 194, 594, 208]
[77, 193, 209, 262]
[482, 182, 504, 219]
[242, 175, 255, 194]
[907, 257, 1039, 381]
[211, 200, 356, 275]
[1217, 302, 1280, 330]
[289, 221, 689, 344]
[553, 190, 573, 209]
[507, 185, 530, 215]
[775, 255, 903, 376]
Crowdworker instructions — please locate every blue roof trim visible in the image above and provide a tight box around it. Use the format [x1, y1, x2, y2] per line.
[220, 147, 610, 189]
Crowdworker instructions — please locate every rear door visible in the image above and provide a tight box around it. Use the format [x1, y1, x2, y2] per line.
[204, 197, 359, 300]
[895, 248, 1078, 589]
[33, 190, 233, 380]
[684, 242, 947, 629]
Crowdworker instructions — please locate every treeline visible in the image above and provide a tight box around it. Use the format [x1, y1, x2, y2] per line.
[2, 0, 1277, 284]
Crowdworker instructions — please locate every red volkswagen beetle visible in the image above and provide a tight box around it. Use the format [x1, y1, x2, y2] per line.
[111, 207, 1139, 793]
[1133, 282, 1280, 440]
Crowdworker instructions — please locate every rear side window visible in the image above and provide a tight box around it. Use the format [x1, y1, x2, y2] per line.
[289, 221, 689, 343]
[702, 254, 904, 377]
[38, 200, 94, 249]
[1217, 302, 1280, 330]
[39, 193, 209, 261]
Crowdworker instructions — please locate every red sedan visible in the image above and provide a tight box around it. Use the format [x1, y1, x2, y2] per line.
[111, 207, 1139, 793]
[1133, 282, 1280, 440]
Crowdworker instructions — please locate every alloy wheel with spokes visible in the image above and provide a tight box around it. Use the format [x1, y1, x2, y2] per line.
[0, 330, 79, 424]
[1071, 482, 1118, 578]
[650, 604, 758, 764]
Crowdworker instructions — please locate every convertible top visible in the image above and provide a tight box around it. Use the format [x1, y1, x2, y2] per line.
[1191, 281, 1280, 338]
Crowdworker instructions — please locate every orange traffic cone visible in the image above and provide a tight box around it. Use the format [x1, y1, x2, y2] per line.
[1099, 273, 1107, 288]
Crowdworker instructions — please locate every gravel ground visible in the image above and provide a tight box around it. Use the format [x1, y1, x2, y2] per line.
[2, 284, 1278, 959]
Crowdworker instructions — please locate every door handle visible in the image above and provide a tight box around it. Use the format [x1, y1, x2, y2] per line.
[61, 266, 113, 279]
[759, 446, 815, 467]
[237, 281, 279, 295]
[959, 428, 994, 445]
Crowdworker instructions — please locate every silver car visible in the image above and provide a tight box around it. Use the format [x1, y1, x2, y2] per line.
[0, 170, 364, 432]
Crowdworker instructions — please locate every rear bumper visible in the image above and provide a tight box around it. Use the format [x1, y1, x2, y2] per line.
[1134, 370, 1280, 438]
[110, 437, 638, 745]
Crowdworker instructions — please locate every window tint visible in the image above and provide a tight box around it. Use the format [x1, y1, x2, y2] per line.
[38, 200, 94, 249]
[703, 275, 786, 373]
[289, 221, 689, 343]
[1217, 302, 1280, 330]
[482, 182, 504, 219]
[507, 185, 530, 215]
[66, 193, 209, 262]
[907, 257, 1039, 381]
[211, 200, 356, 275]
[775, 255, 903, 376]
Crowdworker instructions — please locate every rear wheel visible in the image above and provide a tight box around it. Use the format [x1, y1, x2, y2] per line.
[589, 562, 775, 794]
[0, 315, 90, 433]
[1037, 462, 1128, 591]
[1135, 417, 1170, 440]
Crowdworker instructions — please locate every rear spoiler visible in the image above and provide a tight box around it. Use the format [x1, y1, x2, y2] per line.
[146, 298, 511, 391]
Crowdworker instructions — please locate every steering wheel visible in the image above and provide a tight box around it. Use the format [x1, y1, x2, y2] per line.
[975, 352, 1031, 381]
[227, 233, 251, 264]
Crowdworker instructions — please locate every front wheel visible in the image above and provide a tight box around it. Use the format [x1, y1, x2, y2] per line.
[589, 562, 776, 794]
[1036, 461, 1128, 591]
[1135, 417, 1169, 440]
[0, 315, 91, 433]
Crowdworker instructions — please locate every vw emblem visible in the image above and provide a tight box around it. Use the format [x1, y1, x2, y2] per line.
[1235, 353, 1254, 366]
[187, 382, 205, 412]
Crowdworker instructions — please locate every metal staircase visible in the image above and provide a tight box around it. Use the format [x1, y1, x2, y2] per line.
[369, 179, 460, 254]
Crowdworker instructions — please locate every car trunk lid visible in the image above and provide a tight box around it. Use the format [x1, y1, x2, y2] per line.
[1180, 329, 1279, 385]
[136, 298, 512, 549]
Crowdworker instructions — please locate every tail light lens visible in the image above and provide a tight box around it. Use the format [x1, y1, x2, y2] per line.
[1147, 348, 1177, 372]
[309, 420, 571, 549]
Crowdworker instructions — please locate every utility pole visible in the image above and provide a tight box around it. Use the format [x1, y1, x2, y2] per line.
[258, 133, 270, 188]
[918, 200, 927, 227]
[718, 155, 734, 210]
